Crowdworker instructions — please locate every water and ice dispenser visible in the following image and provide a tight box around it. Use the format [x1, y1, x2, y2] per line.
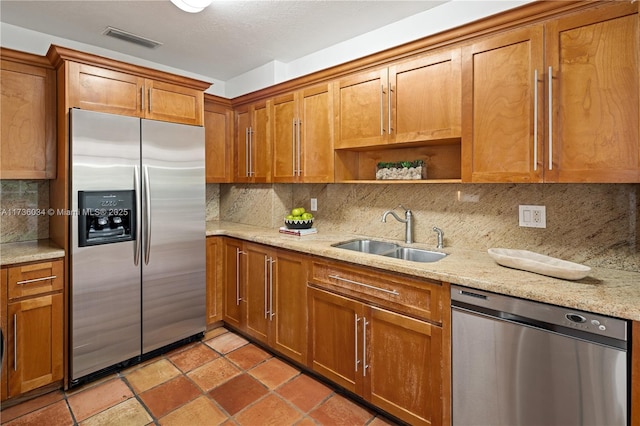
[78, 190, 135, 247]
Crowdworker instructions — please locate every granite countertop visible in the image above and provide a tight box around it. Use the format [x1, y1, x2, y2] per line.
[0, 239, 65, 266]
[207, 220, 640, 322]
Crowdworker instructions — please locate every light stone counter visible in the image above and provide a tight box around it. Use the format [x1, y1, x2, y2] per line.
[207, 220, 640, 322]
[0, 239, 65, 266]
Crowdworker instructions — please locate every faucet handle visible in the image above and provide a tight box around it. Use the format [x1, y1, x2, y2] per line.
[398, 204, 410, 212]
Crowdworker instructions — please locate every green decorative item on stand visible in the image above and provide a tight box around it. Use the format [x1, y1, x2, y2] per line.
[376, 160, 426, 180]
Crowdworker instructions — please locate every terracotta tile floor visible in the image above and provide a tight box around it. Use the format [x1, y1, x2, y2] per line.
[0, 328, 398, 425]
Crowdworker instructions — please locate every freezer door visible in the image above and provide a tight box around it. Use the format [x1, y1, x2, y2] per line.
[141, 119, 205, 353]
[70, 109, 142, 380]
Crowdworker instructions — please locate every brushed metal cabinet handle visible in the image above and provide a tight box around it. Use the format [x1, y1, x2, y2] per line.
[297, 119, 302, 176]
[264, 256, 269, 319]
[269, 258, 275, 320]
[292, 118, 297, 176]
[16, 276, 57, 285]
[533, 69, 538, 172]
[354, 314, 360, 372]
[236, 249, 245, 304]
[380, 85, 385, 135]
[548, 66, 553, 171]
[141, 86, 145, 111]
[328, 274, 399, 296]
[362, 317, 369, 376]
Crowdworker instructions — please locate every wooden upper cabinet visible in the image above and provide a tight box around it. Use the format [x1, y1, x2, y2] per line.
[49, 45, 208, 126]
[545, 2, 639, 183]
[234, 101, 270, 183]
[335, 49, 461, 151]
[462, 2, 639, 183]
[67, 62, 203, 125]
[389, 48, 461, 145]
[0, 49, 56, 179]
[144, 79, 203, 125]
[461, 25, 545, 183]
[205, 96, 233, 183]
[271, 83, 334, 183]
[67, 62, 144, 118]
[334, 68, 388, 149]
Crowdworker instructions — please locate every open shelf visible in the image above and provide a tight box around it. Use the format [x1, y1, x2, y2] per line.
[334, 139, 461, 182]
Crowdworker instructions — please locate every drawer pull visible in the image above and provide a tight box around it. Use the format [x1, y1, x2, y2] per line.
[16, 275, 57, 285]
[328, 274, 399, 296]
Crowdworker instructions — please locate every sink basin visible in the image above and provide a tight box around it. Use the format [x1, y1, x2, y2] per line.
[332, 239, 399, 254]
[332, 239, 446, 263]
[383, 247, 447, 263]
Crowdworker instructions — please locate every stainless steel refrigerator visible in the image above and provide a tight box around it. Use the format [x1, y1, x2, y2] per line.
[69, 108, 205, 385]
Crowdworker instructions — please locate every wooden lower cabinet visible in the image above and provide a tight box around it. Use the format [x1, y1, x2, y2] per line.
[222, 239, 308, 365]
[1, 269, 8, 401]
[206, 237, 223, 326]
[308, 286, 442, 426]
[2, 260, 64, 400]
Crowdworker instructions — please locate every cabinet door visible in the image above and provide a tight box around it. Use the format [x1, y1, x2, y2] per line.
[271, 94, 297, 182]
[222, 238, 244, 330]
[461, 26, 545, 183]
[545, 3, 639, 182]
[365, 306, 442, 426]
[299, 84, 334, 183]
[145, 80, 204, 126]
[244, 243, 270, 344]
[7, 293, 63, 397]
[67, 61, 144, 118]
[206, 237, 223, 326]
[1, 269, 7, 401]
[334, 69, 388, 149]
[251, 102, 271, 183]
[205, 101, 233, 183]
[234, 108, 252, 182]
[308, 287, 364, 394]
[0, 59, 56, 179]
[390, 49, 462, 144]
[270, 250, 308, 365]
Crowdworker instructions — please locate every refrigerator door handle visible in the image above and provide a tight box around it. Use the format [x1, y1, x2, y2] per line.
[143, 165, 152, 265]
[134, 165, 141, 266]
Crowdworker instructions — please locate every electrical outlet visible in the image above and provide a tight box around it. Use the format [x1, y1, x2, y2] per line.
[519, 205, 546, 228]
[310, 198, 318, 212]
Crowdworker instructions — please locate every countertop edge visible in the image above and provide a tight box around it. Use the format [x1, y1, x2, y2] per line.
[1, 239, 66, 266]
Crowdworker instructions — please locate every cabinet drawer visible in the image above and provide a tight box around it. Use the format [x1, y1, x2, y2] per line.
[8, 260, 63, 300]
[310, 260, 443, 323]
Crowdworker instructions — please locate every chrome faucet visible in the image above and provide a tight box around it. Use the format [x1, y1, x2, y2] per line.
[381, 205, 413, 244]
[433, 226, 444, 249]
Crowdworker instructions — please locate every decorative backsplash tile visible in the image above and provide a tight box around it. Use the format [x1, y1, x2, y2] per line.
[5, 180, 638, 272]
[219, 183, 640, 273]
[0, 180, 50, 243]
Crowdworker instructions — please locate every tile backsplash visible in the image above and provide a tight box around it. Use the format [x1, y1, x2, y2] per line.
[0, 180, 50, 243]
[3, 180, 637, 273]
[214, 183, 640, 273]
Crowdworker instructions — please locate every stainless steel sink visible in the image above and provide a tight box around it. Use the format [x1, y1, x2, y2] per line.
[332, 239, 399, 254]
[332, 239, 446, 263]
[383, 247, 447, 263]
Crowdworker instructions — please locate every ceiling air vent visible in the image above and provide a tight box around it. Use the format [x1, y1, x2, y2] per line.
[103, 26, 163, 49]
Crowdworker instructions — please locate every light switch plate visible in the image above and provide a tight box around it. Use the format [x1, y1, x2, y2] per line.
[519, 205, 546, 228]
[310, 198, 318, 211]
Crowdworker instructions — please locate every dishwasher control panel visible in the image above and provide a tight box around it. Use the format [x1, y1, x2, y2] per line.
[451, 285, 628, 343]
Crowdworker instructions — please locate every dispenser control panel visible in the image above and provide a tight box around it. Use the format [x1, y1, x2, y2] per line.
[78, 190, 135, 247]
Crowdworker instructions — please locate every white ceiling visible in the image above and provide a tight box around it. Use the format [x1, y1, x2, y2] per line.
[0, 0, 448, 83]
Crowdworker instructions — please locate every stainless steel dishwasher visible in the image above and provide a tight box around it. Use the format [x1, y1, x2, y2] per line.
[451, 285, 628, 426]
